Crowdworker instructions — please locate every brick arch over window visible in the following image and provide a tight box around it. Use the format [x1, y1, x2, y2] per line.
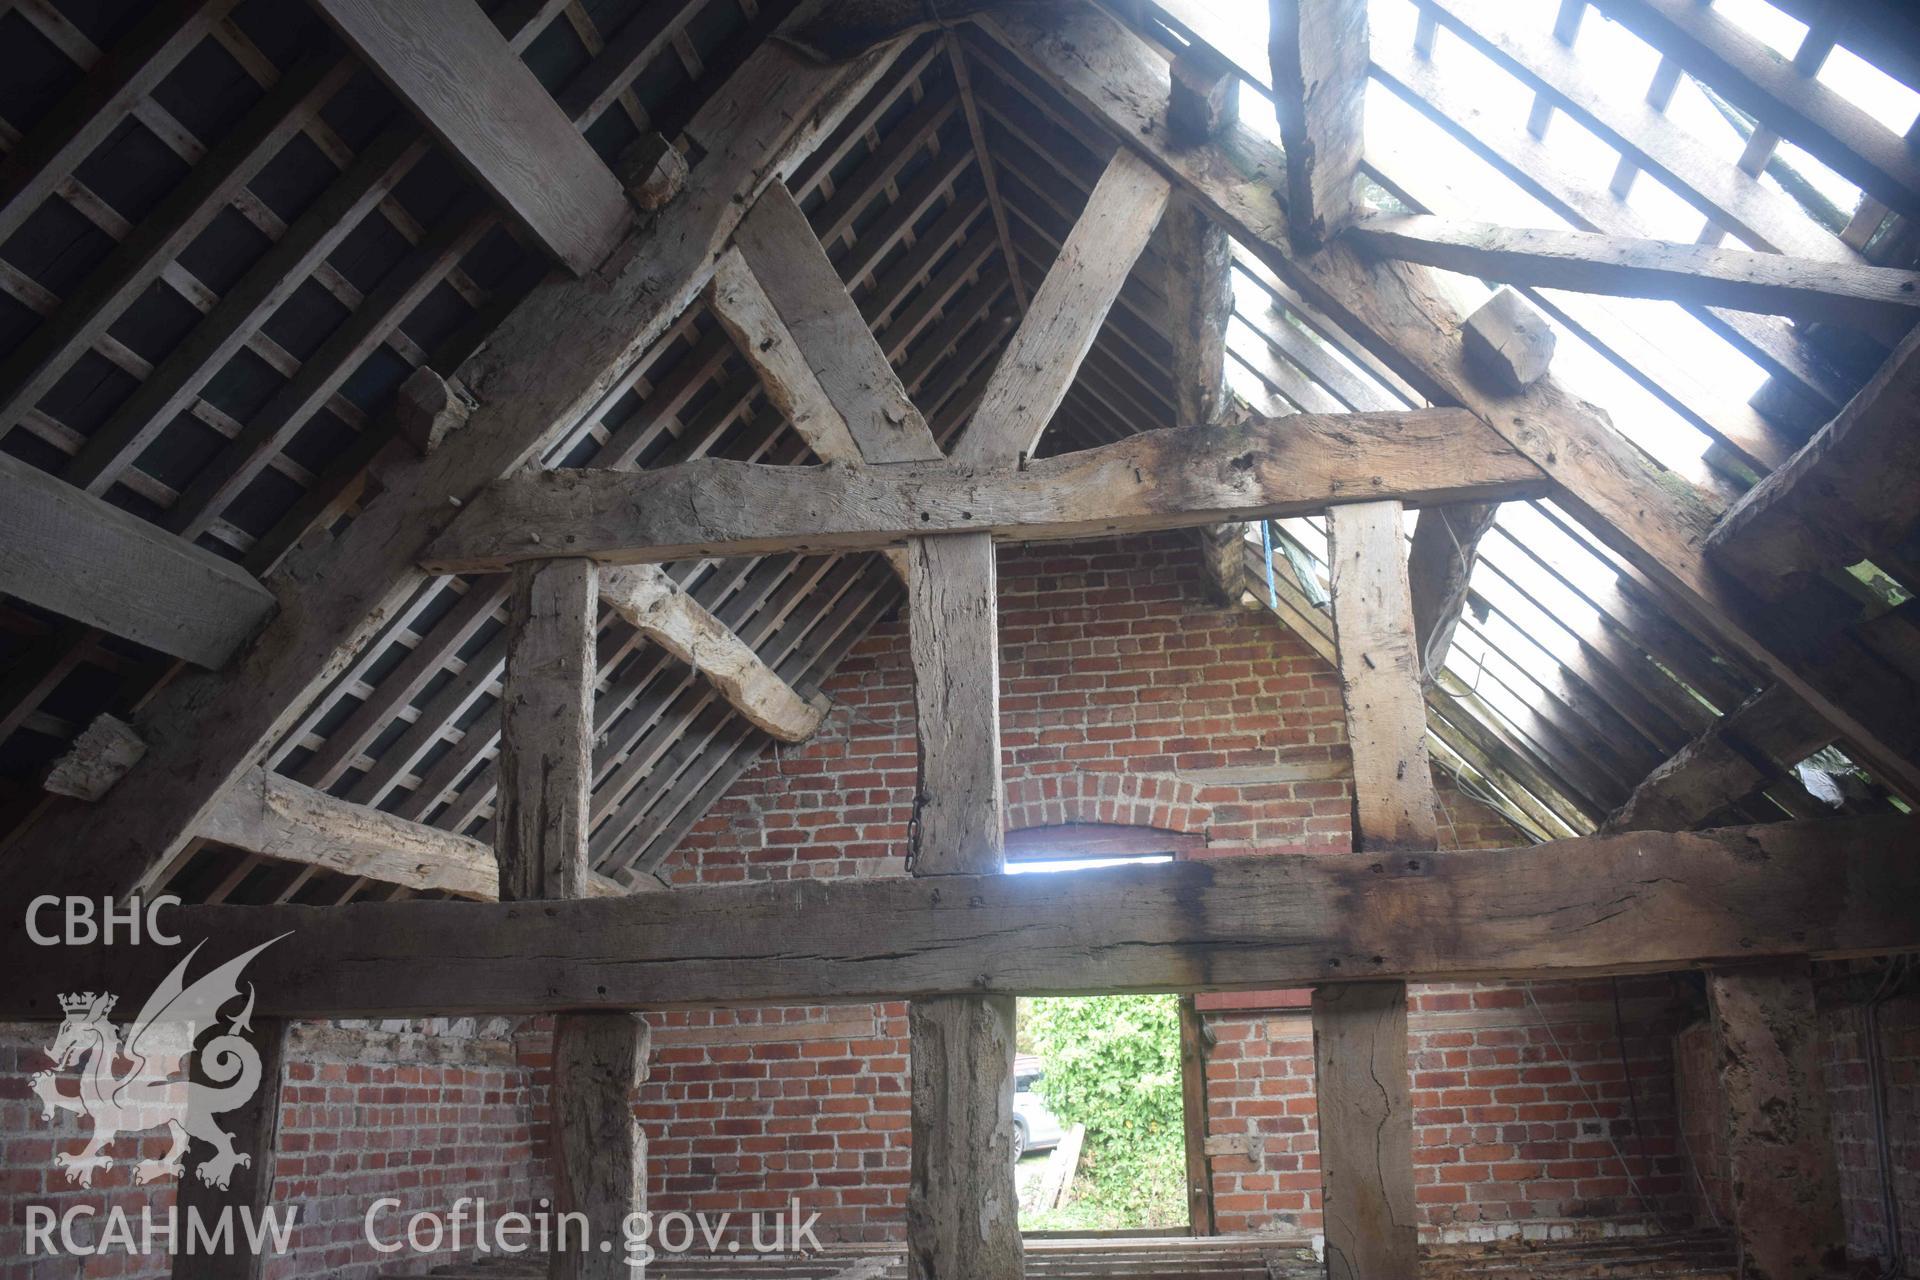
[1002, 772, 1208, 836]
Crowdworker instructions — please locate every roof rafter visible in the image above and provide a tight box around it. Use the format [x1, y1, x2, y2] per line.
[1267, 0, 1368, 250]
[1350, 214, 1920, 332]
[0, 452, 276, 669]
[1709, 325, 1920, 597]
[1590, 0, 1920, 219]
[309, 0, 631, 275]
[950, 148, 1171, 464]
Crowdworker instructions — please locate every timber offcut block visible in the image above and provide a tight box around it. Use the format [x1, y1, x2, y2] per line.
[1463, 287, 1556, 393]
[43, 714, 146, 801]
[394, 366, 475, 455]
[1169, 43, 1238, 144]
[618, 133, 689, 211]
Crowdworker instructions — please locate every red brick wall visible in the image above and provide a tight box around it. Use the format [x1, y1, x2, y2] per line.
[1, 1017, 548, 1280]
[650, 534, 1697, 1243]
[662, 533, 1520, 882]
[0, 532, 1753, 1273]
[638, 1005, 911, 1243]
[1671, 1018, 1732, 1231]
[1823, 992, 1920, 1273]
[1203, 978, 1695, 1241]
[1677, 988, 1920, 1274]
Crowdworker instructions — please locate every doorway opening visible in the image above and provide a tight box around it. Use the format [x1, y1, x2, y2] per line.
[1006, 824, 1195, 1234]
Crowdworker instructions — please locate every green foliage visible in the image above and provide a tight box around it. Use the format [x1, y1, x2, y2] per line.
[1024, 994, 1186, 1226]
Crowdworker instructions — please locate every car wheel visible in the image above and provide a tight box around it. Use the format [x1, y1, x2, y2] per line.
[1013, 1117, 1029, 1163]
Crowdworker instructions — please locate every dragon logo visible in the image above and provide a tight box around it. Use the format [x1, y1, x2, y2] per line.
[30, 936, 286, 1190]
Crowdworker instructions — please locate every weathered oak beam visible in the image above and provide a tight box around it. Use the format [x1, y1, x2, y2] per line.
[494, 557, 641, 1280]
[906, 532, 1021, 1280]
[552, 1012, 650, 1280]
[950, 149, 1170, 464]
[1164, 194, 1244, 600]
[1312, 983, 1414, 1279]
[1268, 0, 1368, 249]
[1407, 503, 1499, 682]
[1603, 685, 1834, 834]
[423, 409, 1548, 571]
[729, 183, 943, 464]
[7, 815, 1914, 1020]
[1329, 501, 1437, 853]
[309, 0, 631, 274]
[1321, 500, 1424, 1278]
[908, 535, 1005, 877]
[600, 563, 826, 743]
[498, 559, 597, 901]
[707, 250, 863, 466]
[196, 766, 627, 900]
[172, 1016, 286, 1280]
[0, 10, 902, 905]
[0, 453, 276, 668]
[1706, 962, 1850, 1280]
[1349, 215, 1920, 330]
[1709, 325, 1920, 598]
[1163, 40, 1249, 604]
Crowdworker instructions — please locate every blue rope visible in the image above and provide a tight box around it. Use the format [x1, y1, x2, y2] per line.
[1259, 519, 1277, 611]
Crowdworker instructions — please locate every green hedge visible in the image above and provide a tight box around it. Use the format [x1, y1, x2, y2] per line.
[1025, 994, 1186, 1225]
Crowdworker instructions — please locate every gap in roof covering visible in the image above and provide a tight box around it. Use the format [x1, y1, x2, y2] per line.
[1361, 89, 1724, 476]
[1163, 0, 1757, 479]
[1768, 137, 1863, 221]
[1819, 46, 1920, 136]
[1570, 4, 1666, 110]
[1709, 0, 1808, 58]
[1664, 72, 1750, 170]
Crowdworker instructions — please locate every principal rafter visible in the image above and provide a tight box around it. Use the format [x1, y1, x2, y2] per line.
[309, 0, 631, 275]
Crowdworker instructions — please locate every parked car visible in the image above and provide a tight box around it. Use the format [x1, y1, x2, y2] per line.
[1013, 1054, 1066, 1160]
